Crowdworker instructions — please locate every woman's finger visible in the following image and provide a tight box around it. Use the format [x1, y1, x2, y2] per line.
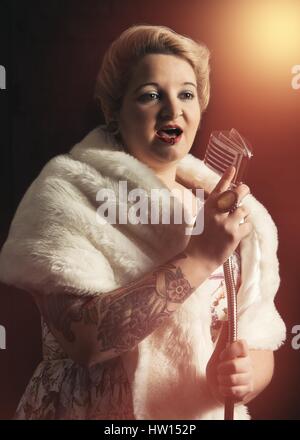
[220, 339, 249, 361]
[227, 205, 250, 221]
[217, 357, 252, 375]
[218, 372, 252, 387]
[210, 166, 236, 195]
[233, 183, 250, 204]
[219, 385, 252, 400]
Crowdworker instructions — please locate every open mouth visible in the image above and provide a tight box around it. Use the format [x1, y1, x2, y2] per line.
[155, 127, 183, 145]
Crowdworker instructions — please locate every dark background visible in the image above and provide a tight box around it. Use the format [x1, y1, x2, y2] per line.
[0, 0, 299, 419]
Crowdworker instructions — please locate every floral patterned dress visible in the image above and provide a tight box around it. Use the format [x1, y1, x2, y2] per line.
[14, 250, 241, 420]
[14, 317, 135, 419]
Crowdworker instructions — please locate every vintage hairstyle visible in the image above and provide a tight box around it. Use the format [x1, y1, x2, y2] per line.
[94, 24, 210, 126]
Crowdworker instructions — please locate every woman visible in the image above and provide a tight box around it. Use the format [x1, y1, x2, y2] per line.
[0, 24, 285, 420]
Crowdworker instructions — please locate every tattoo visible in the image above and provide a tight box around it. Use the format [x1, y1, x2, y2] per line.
[35, 253, 195, 358]
[35, 294, 99, 342]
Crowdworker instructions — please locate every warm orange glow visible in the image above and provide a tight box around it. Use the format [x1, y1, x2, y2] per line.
[241, 1, 300, 66]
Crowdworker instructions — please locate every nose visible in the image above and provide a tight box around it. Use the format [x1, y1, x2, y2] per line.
[159, 94, 183, 120]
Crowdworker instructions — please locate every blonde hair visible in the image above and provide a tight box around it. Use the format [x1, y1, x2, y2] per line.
[95, 24, 210, 125]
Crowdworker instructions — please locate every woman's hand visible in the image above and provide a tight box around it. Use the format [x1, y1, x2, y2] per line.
[216, 340, 254, 403]
[186, 166, 252, 271]
[206, 324, 254, 405]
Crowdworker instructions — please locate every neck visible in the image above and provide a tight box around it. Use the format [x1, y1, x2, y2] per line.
[153, 165, 177, 189]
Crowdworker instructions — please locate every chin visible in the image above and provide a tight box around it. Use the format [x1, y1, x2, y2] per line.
[151, 146, 184, 164]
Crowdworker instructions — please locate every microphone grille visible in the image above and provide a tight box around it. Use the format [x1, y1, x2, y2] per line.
[204, 130, 253, 184]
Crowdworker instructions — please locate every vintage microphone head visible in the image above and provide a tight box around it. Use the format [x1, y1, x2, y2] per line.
[204, 128, 253, 184]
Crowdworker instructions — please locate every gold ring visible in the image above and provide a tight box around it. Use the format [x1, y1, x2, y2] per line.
[215, 190, 239, 213]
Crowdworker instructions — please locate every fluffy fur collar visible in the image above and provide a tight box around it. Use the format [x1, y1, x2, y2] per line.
[0, 125, 280, 304]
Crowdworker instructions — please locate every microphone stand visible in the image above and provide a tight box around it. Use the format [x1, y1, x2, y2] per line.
[223, 254, 238, 420]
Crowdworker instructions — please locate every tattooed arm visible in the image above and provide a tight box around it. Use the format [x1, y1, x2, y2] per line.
[33, 251, 216, 367]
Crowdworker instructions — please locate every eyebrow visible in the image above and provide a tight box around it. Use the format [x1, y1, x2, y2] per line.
[134, 82, 197, 93]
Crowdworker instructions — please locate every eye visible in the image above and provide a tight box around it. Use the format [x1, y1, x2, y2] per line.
[180, 91, 195, 100]
[138, 92, 160, 102]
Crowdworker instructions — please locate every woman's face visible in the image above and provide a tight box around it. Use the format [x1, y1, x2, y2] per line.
[118, 54, 201, 171]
